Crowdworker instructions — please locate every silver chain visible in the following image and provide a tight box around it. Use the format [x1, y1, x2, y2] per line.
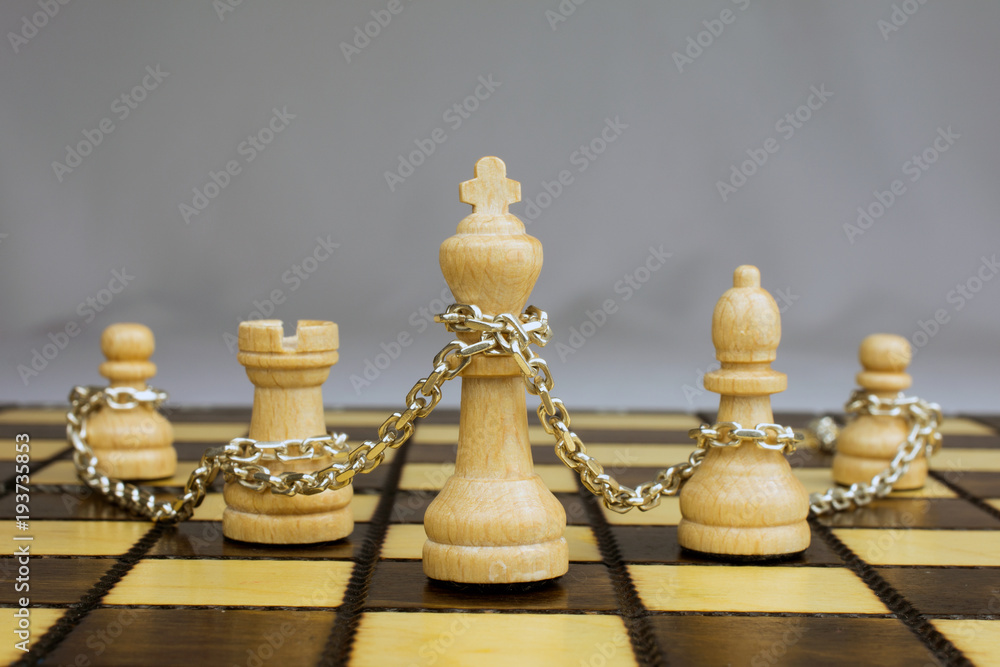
[67, 312, 549, 523]
[808, 390, 943, 515]
[438, 307, 803, 513]
[71, 305, 918, 523]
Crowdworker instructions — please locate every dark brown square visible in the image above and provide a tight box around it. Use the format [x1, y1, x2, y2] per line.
[0, 557, 114, 604]
[45, 608, 335, 667]
[148, 521, 357, 559]
[649, 615, 935, 667]
[816, 498, 1000, 529]
[877, 567, 1000, 615]
[365, 560, 617, 611]
[611, 525, 844, 566]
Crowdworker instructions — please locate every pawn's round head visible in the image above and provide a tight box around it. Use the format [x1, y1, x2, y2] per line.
[859, 333, 911, 372]
[101, 323, 155, 361]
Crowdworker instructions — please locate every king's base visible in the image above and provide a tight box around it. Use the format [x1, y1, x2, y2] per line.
[833, 453, 928, 491]
[222, 506, 353, 545]
[422, 538, 568, 584]
[677, 520, 810, 559]
[92, 447, 177, 481]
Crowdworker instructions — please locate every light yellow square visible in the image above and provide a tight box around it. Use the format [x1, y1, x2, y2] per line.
[0, 439, 67, 461]
[0, 408, 66, 424]
[939, 418, 995, 436]
[0, 608, 64, 664]
[325, 409, 397, 427]
[398, 463, 577, 493]
[106, 559, 351, 607]
[792, 468, 956, 499]
[630, 564, 887, 613]
[171, 422, 247, 442]
[602, 497, 682, 525]
[353, 612, 637, 667]
[32, 460, 196, 487]
[988, 499, 1000, 510]
[584, 444, 696, 468]
[932, 620, 1000, 666]
[2, 521, 149, 555]
[832, 529, 1000, 566]
[932, 448, 1000, 472]
[381, 524, 600, 562]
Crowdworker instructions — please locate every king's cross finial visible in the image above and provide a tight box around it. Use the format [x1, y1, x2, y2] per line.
[459, 156, 521, 215]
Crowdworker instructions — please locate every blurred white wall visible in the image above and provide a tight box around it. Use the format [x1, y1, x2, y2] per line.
[2, 1, 998, 413]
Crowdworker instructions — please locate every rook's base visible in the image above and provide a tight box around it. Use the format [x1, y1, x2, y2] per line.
[222, 506, 353, 545]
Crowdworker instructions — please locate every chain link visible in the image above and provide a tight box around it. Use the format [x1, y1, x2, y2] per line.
[66, 325, 517, 522]
[808, 389, 943, 515]
[438, 307, 803, 513]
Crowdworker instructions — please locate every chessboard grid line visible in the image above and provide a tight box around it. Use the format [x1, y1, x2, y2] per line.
[13, 523, 166, 667]
[807, 515, 973, 667]
[577, 485, 667, 667]
[930, 469, 1000, 524]
[317, 427, 411, 667]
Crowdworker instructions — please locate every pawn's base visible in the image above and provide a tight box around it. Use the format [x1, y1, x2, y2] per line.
[222, 506, 353, 545]
[422, 538, 568, 584]
[833, 453, 928, 491]
[92, 447, 177, 481]
[677, 520, 811, 559]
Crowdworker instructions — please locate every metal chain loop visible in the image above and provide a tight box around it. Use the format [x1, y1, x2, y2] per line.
[808, 389, 942, 515]
[436, 306, 803, 513]
[66, 328, 506, 523]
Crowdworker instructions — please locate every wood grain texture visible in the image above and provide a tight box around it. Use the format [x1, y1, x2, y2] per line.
[423, 157, 567, 583]
[87, 323, 176, 480]
[678, 266, 811, 557]
[223, 319, 353, 544]
[833, 334, 928, 489]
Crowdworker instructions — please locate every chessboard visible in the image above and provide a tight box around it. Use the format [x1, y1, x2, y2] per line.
[2, 406, 999, 667]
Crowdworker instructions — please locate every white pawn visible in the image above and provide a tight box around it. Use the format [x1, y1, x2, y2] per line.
[87, 323, 176, 480]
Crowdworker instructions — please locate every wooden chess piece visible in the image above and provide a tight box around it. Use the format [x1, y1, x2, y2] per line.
[833, 334, 926, 489]
[223, 319, 353, 544]
[423, 156, 568, 584]
[678, 266, 810, 558]
[87, 323, 176, 480]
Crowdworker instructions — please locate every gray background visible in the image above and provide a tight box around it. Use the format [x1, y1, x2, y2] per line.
[2, 1, 998, 415]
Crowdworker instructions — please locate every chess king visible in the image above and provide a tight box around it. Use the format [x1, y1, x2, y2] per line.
[422, 156, 569, 584]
